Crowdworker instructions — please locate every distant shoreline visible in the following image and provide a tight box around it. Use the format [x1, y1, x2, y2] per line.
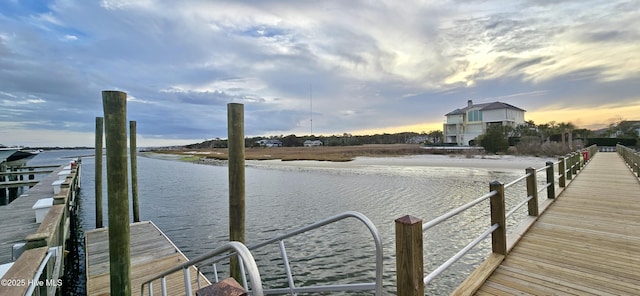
[151, 144, 455, 162]
[145, 144, 556, 171]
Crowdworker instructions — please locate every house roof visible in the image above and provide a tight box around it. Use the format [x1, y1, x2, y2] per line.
[445, 101, 526, 116]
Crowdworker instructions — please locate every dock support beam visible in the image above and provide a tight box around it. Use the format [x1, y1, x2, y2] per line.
[228, 103, 245, 282]
[525, 167, 538, 216]
[545, 161, 556, 199]
[490, 181, 506, 255]
[103, 90, 132, 296]
[130, 120, 140, 223]
[395, 215, 424, 296]
[558, 156, 566, 188]
[95, 117, 104, 229]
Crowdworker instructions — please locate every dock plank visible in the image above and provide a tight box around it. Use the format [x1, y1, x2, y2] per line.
[86, 221, 210, 295]
[468, 152, 640, 295]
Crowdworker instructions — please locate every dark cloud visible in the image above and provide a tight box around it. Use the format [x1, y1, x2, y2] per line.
[0, 0, 638, 146]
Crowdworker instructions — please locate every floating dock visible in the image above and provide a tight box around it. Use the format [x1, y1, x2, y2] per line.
[85, 221, 210, 295]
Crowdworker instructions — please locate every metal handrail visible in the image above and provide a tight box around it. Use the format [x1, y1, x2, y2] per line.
[208, 211, 384, 296]
[506, 195, 534, 219]
[140, 241, 263, 296]
[418, 146, 599, 291]
[421, 155, 570, 286]
[504, 173, 530, 188]
[141, 211, 383, 296]
[25, 247, 57, 296]
[423, 223, 499, 285]
[422, 191, 497, 231]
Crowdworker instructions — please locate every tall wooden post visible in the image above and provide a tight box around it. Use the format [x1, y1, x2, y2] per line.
[228, 103, 245, 282]
[395, 215, 424, 296]
[95, 117, 104, 229]
[102, 91, 131, 296]
[545, 161, 555, 199]
[130, 121, 140, 223]
[525, 167, 538, 216]
[489, 181, 506, 255]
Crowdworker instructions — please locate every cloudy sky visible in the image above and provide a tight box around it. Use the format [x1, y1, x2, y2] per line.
[1, 0, 638, 147]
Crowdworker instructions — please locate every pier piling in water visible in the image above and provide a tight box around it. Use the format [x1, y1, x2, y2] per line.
[227, 103, 245, 282]
[130, 120, 140, 223]
[102, 90, 132, 296]
[95, 116, 104, 229]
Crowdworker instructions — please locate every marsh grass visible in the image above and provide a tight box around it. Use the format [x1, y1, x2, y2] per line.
[156, 144, 435, 162]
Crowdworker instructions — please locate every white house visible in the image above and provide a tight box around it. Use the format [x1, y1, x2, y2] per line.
[257, 139, 283, 147]
[444, 100, 526, 146]
[303, 140, 323, 147]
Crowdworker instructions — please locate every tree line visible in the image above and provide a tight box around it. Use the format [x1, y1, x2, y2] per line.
[186, 130, 444, 149]
[480, 120, 639, 154]
[184, 119, 638, 154]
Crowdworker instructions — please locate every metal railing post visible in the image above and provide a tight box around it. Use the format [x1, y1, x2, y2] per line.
[525, 168, 538, 216]
[395, 215, 424, 296]
[183, 267, 192, 296]
[545, 161, 555, 199]
[489, 181, 506, 255]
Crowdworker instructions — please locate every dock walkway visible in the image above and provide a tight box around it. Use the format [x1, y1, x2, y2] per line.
[85, 221, 210, 295]
[0, 165, 64, 264]
[473, 152, 640, 295]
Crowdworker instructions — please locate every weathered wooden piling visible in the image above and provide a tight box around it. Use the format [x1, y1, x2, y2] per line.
[102, 90, 132, 296]
[95, 117, 104, 229]
[130, 120, 140, 223]
[395, 215, 424, 296]
[227, 103, 245, 282]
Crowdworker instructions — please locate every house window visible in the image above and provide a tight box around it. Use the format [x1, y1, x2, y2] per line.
[467, 110, 482, 122]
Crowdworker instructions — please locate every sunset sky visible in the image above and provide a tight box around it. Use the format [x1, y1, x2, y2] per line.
[1, 1, 638, 147]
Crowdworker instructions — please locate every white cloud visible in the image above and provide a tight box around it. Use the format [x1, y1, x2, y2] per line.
[61, 34, 77, 41]
[0, 0, 638, 146]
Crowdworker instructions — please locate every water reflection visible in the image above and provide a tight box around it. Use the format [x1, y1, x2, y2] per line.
[33, 150, 552, 295]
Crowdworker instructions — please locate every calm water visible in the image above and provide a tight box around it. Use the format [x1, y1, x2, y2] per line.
[27, 150, 551, 295]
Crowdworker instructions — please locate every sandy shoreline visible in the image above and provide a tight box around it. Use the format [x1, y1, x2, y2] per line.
[245, 154, 557, 171]
[143, 152, 557, 172]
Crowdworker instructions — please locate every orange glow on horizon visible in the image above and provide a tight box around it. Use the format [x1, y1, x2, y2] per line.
[348, 103, 640, 135]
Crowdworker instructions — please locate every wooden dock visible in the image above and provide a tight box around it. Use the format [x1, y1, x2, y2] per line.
[0, 161, 81, 296]
[470, 152, 640, 295]
[85, 221, 210, 295]
[0, 165, 65, 264]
